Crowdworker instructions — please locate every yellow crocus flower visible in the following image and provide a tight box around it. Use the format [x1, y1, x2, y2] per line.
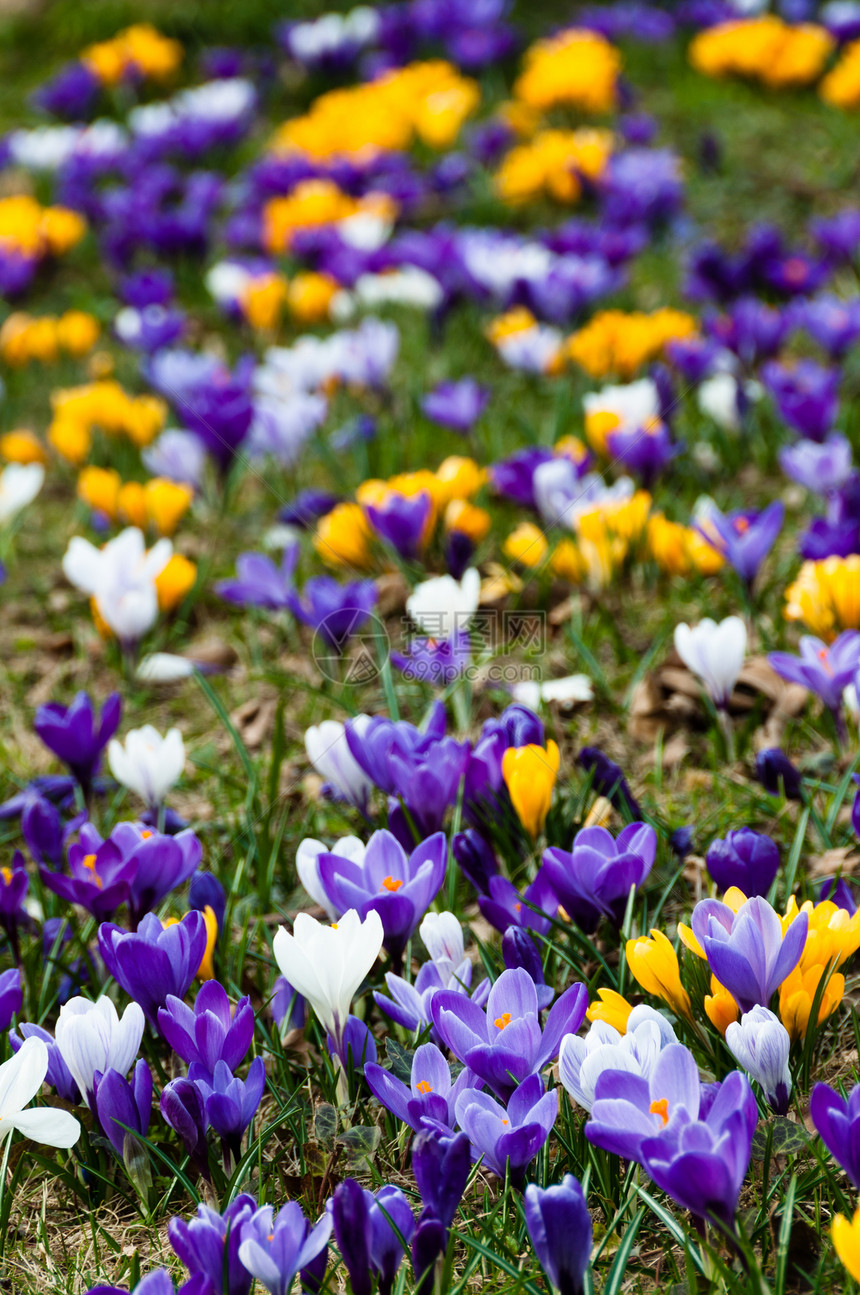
[502, 740, 560, 838]
[626, 930, 692, 1020]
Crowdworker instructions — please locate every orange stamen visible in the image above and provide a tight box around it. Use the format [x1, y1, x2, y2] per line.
[649, 1097, 670, 1126]
[381, 876, 403, 892]
[494, 1012, 512, 1030]
[416, 1080, 433, 1094]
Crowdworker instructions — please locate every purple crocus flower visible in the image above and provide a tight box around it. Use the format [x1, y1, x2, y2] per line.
[169, 1195, 257, 1295]
[20, 793, 64, 867]
[89, 1272, 211, 1295]
[89, 822, 202, 926]
[189, 1057, 265, 1162]
[770, 631, 860, 728]
[41, 833, 136, 922]
[794, 295, 860, 359]
[412, 1127, 471, 1231]
[0, 967, 21, 1032]
[638, 1067, 758, 1227]
[587, 1042, 708, 1162]
[432, 967, 587, 1101]
[452, 829, 499, 895]
[346, 706, 471, 839]
[490, 447, 555, 510]
[421, 379, 489, 434]
[390, 631, 471, 686]
[706, 828, 780, 898]
[215, 545, 298, 610]
[99, 911, 208, 1026]
[271, 975, 306, 1033]
[811, 208, 860, 264]
[161, 1076, 210, 1176]
[237, 1200, 332, 1295]
[706, 297, 789, 368]
[32, 61, 99, 119]
[317, 829, 447, 968]
[157, 981, 254, 1075]
[779, 435, 853, 494]
[190, 871, 226, 935]
[93, 1059, 153, 1159]
[523, 1174, 592, 1295]
[577, 747, 641, 818]
[478, 873, 558, 939]
[502, 926, 553, 1010]
[820, 877, 858, 914]
[373, 951, 488, 1037]
[179, 361, 255, 470]
[665, 335, 721, 384]
[690, 895, 808, 1014]
[278, 490, 341, 530]
[810, 1080, 860, 1188]
[0, 852, 29, 963]
[289, 577, 377, 652]
[331, 1179, 415, 1295]
[454, 1073, 558, 1189]
[365, 1042, 482, 1133]
[755, 748, 803, 801]
[364, 492, 432, 560]
[540, 822, 656, 933]
[34, 691, 122, 794]
[696, 500, 784, 587]
[761, 359, 840, 441]
[606, 421, 681, 486]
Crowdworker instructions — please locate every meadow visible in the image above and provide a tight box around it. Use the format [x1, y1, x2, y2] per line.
[2, 1, 860, 1292]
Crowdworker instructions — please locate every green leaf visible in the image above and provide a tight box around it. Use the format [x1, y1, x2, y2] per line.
[751, 1118, 810, 1161]
[385, 1037, 415, 1083]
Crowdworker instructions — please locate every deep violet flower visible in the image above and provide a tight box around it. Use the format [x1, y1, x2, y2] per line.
[98, 912, 208, 1026]
[705, 828, 780, 897]
[34, 691, 121, 794]
[157, 981, 254, 1075]
[523, 1174, 592, 1295]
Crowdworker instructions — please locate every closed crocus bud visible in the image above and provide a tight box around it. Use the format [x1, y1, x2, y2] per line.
[412, 1128, 471, 1231]
[706, 828, 780, 897]
[20, 793, 63, 866]
[189, 871, 226, 934]
[502, 741, 560, 838]
[726, 1006, 792, 1114]
[93, 1059, 152, 1160]
[452, 829, 499, 896]
[523, 1173, 592, 1295]
[0, 968, 21, 1032]
[577, 747, 641, 818]
[413, 1212, 447, 1295]
[755, 748, 803, 801]
[331, 1179, 372, 1295]
[503, 926, 552, 1009]
[161, 1077, 210, 1180]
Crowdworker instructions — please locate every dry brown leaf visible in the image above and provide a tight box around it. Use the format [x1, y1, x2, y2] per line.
[230, 695, 277, 750]
[809, 846, 860, 879]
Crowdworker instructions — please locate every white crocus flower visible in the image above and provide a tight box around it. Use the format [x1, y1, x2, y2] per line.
[54, 997, 145, 1110]
[726, 1006, 791, 1113]
[272, 908, 384, 1050]
[674, 615, 747, 710]
[108, 725, 185, 809]
[62, 526, 172, 646]
[305, 717, 373, 810]
[512, 675, 593, 710]
[0, 1037, 81, 1148]
[583, 377, 660, 435]
[136, 652, 197, 683]
[419, 911, 464, 974]
[559, 1007, 677, 1112]
[406, 568, 481, 642]
[0, 462, 44, 525]
[296, 836, 366, 920]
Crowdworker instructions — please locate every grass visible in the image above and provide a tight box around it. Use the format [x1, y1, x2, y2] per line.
[1, 0, 860, 1292]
